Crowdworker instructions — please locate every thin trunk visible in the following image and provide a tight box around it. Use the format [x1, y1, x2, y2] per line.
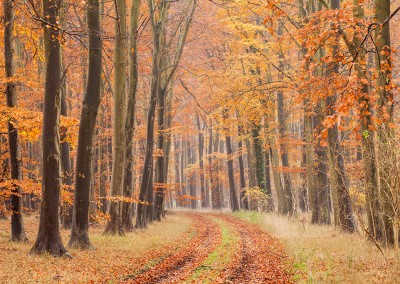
[69, 0, 102, 248]
[105, 0, 128, 235]
[327, 0, 356, 233]
[277, 91, 294, 215]
[353, 0, 382, 241]
[136, 0, 166, 228]
[375, 0, 395, 245]
[237, 124, 249, 210]
[122, 0, 140, 231]
[196, 115, 206, 208]
[225, 117, 239, 212]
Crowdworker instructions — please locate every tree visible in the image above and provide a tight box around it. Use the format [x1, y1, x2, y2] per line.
[31, 0, 69, 256]
[223, 110, 239, 211]
[4, 0, 28, 242]
[105, 0, 128, 235]
[122, 0, 140, 232]
[375, 0, 396, 246]
[68, 0, 102, 248]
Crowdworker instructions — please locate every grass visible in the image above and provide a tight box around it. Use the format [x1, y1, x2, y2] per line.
[233, 210, 400, 284]
[0, 213, 192, 283]
[185, 217, 239, 283]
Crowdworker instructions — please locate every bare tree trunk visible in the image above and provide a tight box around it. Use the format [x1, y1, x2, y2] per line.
[224, 112, 239, 211]
[122, 0, 140, 231]
[237, 124, 249, 210]
[136, 0, 165, 228]
[99, 105, 108, 214]
[196, 115, 207, 208]
[375, 0, 395, 246]
[68, 0, 102, 247]
[4, 0, 27, 242]
[31, 0, 69, 255]
[213, 131, 222, 209]
[277, 91, 294, 215]
[207, 127, 216, 209]
[105, 0, 128, 235]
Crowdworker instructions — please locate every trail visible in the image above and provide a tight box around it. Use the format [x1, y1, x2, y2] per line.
[123, 212, 292, 284]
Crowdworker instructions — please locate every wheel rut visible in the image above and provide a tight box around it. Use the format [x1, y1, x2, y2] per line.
[215, 214, 293, 284]
[125, 213, 222, 283]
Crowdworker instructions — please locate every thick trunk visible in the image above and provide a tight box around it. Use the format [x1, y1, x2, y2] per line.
[31, 0, 69, 255]
[122, 0, 140, 231]
[4, 0, 27, 241]
[69, 0, 102, 247]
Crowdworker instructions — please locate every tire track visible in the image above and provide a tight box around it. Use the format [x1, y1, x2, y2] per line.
[125, 213, 222, 283]
[214, 214, 293, 284]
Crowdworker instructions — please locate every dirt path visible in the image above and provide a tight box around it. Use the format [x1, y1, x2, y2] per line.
[125, 213, 222, 283]
[215, 214, 292, 284]
[123, 212, 292, 284]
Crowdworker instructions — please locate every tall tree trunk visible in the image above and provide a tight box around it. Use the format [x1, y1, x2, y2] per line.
[104, 0, 128, 235]
[68, 0, 102, 248]
[224, 114, 239, 212]
[99, 105, 108, 214]
[207, 127, 216, 209]
[327, 0, 356, 233]
[154, 85, 167, 220]
[31, 0, 69, 255]
[375, 0, 395, 245]
[59, 1, 73, 230]
[122, 0, 140, 231]
[136, 0, 166, 228]
[237, 124, 249, 210]
[196, 115, 207, 208]
[4, 0, 27, 242]
[213, 131, 222, 209]
[353, 0, 382, 241]
[267, 128, 286, 214]
[277, 91, 294, 215]
[174, 139, 182, 207]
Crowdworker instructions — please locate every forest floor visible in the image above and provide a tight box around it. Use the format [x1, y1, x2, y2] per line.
[0, 211, 292, 283]
[235, 211, 400, 284]
[0, 211, 398, 283]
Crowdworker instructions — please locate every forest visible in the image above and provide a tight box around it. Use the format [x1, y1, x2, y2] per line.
[1, 0, 400, 282]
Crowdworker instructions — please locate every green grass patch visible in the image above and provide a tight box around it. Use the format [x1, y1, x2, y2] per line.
[232, 210, 262, 224]
[185, 218, 239, 283]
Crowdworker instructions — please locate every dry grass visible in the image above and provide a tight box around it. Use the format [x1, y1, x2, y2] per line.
[0, 213, 192, 283]
[236, 211, 400, 284]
